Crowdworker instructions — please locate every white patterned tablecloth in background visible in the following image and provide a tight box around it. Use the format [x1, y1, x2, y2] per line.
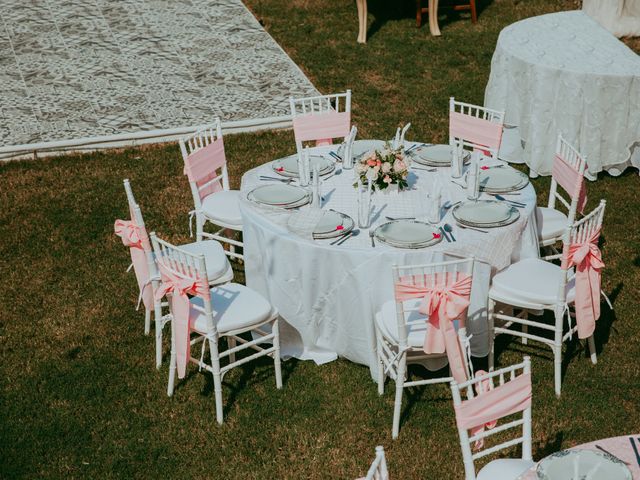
[485, 11, 640, 179]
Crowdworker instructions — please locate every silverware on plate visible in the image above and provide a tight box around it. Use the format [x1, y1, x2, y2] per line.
[444, 223, 456, 241]
[595, 445, 630, 465]
[369, 230, 376, 247]
[456, 223, 489, 234]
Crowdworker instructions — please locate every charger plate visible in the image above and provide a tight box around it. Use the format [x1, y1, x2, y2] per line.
[479, 167, 529, 193]
[248, 184, 310, 208]
[411, 144, 470, 167]
[272, 154, 334, 177]
[536, 449, 631, 480]
[374, 220, 443, 249]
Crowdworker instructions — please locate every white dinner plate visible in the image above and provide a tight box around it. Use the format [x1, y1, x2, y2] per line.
[248, 184, 310, 207]
[479, 167, 529, 193]
[315, 211, 354, 239]
[453, 200, 513, 225]
[536, 449, 631, 480]
[374, 220, 442, 248]
[411, 144, 470, 166]
[272, 154, 334, 177]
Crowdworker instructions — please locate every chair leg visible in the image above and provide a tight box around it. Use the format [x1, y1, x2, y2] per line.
[554, 342, 562, 397]
[196, 213, 204, 242]
[155, 318, 163, 369]
[601, 289, 613, 310]
[144, 308, 151, 335]
[209, 337, 224, 424]
[488, 298, 496, 371]
[273, 320, 283, 389]
[470, 0, 477, 23]
[391, 356, 406, 439]
[416, 0, 423, 27]
[227, 337, 236, 364]
[587, 335, 597, 365]
[521, 311, 528, 345]
[375, 328, 385, 395]
[167, 336, 177, 397]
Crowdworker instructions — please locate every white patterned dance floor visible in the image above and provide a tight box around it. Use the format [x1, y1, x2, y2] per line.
[0, 0, 318, 155]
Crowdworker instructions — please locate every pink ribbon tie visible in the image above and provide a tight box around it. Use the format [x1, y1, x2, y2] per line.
[114, 219, 153, 311]
[563, 229, 604, 339]
[155, 263, 210, 379]
[395, 273, 472, 383]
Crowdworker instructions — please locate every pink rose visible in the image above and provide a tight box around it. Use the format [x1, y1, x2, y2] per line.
[393, 160, 406, 173]
[383, 175, 392, 184]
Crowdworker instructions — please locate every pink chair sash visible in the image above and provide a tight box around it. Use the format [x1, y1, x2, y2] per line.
[293, 111, 351, 145]
[552, 154, 587, 214]
[394, 272, 472, 383]
[562, 228, 604, 339]
[183, 138, 226, 200]
[114, 219, 153, 311]
[455, 373, 532, 449]
[449, 111, 503, 150]
[155, 263, 210, 379]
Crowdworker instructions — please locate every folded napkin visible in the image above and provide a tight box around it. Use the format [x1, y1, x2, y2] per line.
[287, 209, 327, 239]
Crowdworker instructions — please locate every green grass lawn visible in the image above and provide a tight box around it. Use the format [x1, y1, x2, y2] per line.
[2, 0, 640, 478]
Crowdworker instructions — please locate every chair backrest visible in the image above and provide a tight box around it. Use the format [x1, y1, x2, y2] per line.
[150, 233, 216, 334]
[116, 179, 156, 311]
[290, 90, 351, 152]
[449, 98, 505, 160]
[450, 357, 533, 480]
[548, 134, 588, 222]
[392, 256, 475, 348]
[179, 118, 229, 207]
[560, 199, 606, 271]
[361, 446, 389, 480]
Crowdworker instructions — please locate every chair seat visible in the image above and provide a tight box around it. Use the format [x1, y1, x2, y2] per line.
[490, 258, 575, 308]
[535, 207, 568, 242]
[201, 190, 242, 228]
[190, 283, 274, 334]
[179, 240, 233, 285]
[477, 458, 536, 480]
[376, 298, 432, 348]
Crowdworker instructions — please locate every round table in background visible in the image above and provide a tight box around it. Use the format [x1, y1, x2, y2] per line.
[239, 140, 539, 378]
[518, 435, 640, 479]
[485, 11, 640, 179]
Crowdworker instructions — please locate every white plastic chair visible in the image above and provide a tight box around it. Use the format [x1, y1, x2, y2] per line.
[290, 90, 352, 160]
[536, 135, 588, 253]
[179, 119, 243, 261]
[150, 233, 282, 424]
[358, 446, 389, 480]
[449, 97, 505, 160]
[450, 357, 534, 480]
[375, 256, 475, 439]
[120, 179, 233, 368]
[488, 200, 606, 397]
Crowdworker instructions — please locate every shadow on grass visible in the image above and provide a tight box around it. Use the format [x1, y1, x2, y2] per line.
[534, 431, 565, 460]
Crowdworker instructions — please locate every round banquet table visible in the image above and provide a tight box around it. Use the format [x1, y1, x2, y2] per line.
[239, 140, 540, 378]
[485, 11, 640, 180]
[583, 0, 640, 38]
[517, 434, 640, 479]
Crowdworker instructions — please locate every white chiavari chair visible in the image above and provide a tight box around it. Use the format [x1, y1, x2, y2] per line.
[450, 357, 534, 480]
[375, 256, 475, 439]
[179, 118, 244, 261]
[488, 201, 606, 396]
[536, 135, 588, 255]
[150, 233, 281, 424]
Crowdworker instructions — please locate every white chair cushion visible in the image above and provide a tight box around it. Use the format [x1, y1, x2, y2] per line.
[179, 240, 233, 284]
[190, 283, 274, 334]
[375, 298, 430, 348]
[490, 258, 575, 307]
[201, 190, 242, 228]
[535, 207, 568, 242]
[477, 458, 535, 480]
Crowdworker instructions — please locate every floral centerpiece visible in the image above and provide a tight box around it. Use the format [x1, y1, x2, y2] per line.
[355, 142, 410, 192]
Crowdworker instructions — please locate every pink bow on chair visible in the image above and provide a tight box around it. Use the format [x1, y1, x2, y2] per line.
[155, 263, 210, 379]
[563, 229, 604, 339]
[114, 219, 153, 311]
[467, 370, 498, 450]
[455, 373, 532, 451]
[394, 273, 472, 383]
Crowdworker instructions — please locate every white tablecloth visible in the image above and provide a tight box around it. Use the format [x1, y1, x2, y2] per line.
[583, 0, 640, 37]
[240, 141, 540, 377]
[485, 11, 640, 179]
